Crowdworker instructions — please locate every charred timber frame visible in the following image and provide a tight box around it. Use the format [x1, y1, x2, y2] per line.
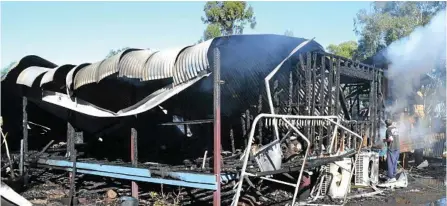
[240, 51, 383, 154]
[28, 48, 225, 205]
[233, 51, 383, 205]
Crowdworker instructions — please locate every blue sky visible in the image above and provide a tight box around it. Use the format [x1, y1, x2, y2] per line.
[1, 1, 372, 68]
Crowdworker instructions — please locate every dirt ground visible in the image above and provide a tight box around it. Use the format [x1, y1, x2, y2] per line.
[346, 160, 446, 206]
[8, 159, 446, 206]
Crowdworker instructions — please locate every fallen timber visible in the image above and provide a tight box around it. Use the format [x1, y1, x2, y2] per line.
[1, 34, 384, 205]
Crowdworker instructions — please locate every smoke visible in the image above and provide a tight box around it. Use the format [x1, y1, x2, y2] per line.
[382, 10, 446, 149]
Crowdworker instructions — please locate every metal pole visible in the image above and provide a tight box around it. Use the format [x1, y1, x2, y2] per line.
[213, 48, 221, 206]
[131, 127, 139, 199]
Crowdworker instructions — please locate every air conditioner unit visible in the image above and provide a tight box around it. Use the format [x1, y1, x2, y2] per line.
[355, 152, 379, 186]
[328, 158, 352, 198]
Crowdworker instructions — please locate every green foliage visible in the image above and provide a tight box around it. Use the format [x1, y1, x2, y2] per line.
[106, 47, 131, 58]
[203, 23, 222, 41]
[354, 1, 446, 60]
[284, 30, 294, 37]
[1, 61, 17, 78]
[200, 1, 256, 41]
[326, 41, 358, 59]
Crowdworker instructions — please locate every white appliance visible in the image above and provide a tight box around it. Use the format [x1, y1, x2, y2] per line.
[328, 158, 352, 198]
[354, 151, 379, 186]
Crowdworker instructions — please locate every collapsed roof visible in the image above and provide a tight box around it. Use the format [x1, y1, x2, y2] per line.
[2, 34, 324, 121]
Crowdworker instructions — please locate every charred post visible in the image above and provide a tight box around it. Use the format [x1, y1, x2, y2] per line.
[212, 47, 222, 206]
[318, 55, 326, 154]
[131, 127, 139, 199]
[310, 53, 317, 146]
[22, 97, 28, 172]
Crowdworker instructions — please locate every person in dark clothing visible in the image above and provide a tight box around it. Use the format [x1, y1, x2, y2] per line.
[384, 119, 400, 182]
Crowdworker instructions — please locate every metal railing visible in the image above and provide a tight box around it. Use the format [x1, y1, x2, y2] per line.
[231, 114, 364, 206]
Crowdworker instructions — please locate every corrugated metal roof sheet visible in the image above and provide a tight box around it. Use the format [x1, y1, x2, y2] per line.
[142, 47, 187, 81]
[97, 49, 139, 82]
[66, 63, 91, 92]
[1, 55, 57, 82]
[173, 39, 212, 85]
[118, 49, 157, 79]
[16, 66, 52, 87]
[73, 61, 104, 90]
[40, 64, 75, 87]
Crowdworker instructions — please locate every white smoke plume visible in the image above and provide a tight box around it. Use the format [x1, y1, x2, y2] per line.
[383, 9, 446, 150]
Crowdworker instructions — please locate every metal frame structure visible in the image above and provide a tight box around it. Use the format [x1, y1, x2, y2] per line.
[232, 114, 363, 206]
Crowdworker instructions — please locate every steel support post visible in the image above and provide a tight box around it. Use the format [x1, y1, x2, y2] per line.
[213, 48, 221, 206]
[131, 127, 139, 199]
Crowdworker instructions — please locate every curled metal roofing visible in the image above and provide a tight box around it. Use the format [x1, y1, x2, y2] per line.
[73, 60, 104, 90]
[1, 55, 57, 82]
[118, 49, 157, 79]
[3, 34, 335, 118]
[69, 42, 211, 89]
[66, 63, 91, 93]
[174, 39, 212, 85]
[40, 64, 75, 87]
[17, 66, 52, 87]
[142, 47, 187, 81]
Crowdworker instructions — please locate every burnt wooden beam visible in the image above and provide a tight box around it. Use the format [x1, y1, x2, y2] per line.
[335, 59, 341, 116]
[310, 53, 317, 145]
[288, 67, 293, 114]
[318, 55, 326, 154]
[305, 53, 312, 142]
[338, 87, 351, 120]
[339, 66, 373, 81]
[131, 127, 139, 199]
[327, 57, 334, 152]
[22, 97, 28, 162]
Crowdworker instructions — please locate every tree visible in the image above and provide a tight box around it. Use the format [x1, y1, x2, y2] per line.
[326, 41, 358, 59]
[106, 47, 131, 58]
[1, 61, 17, 78]
[200, 1, 257, 41]
[353, 1, 446, 60]
[284, 30, 294, 37]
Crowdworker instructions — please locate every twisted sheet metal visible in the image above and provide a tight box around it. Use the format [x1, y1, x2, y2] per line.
[66, 63, 91, 92]
[1, 55, 57, 82]
[118, 49, 157, 79]
[142, 47, 187, 81]
[40, 74, 209, 117]
[174, 39, 212, 85]
[17, 66, 52, 87]
[74, 61, 104, 90]
[40, 64, 76, 87]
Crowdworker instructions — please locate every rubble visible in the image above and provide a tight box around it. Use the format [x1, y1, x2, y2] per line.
[0, 181, 32, 206]
[417, 160, 429, 169]
[107, 189, 118, 199]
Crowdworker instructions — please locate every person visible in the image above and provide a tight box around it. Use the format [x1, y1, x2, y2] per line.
[384, 119, 400, 182]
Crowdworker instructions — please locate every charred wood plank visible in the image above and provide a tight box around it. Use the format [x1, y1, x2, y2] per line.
[338, 87, 351, 120]
[310, 53, 317, 145]
[318, 55, 326, 154]
[335, 58, 341, 116]
[339, 66, 373, 80]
